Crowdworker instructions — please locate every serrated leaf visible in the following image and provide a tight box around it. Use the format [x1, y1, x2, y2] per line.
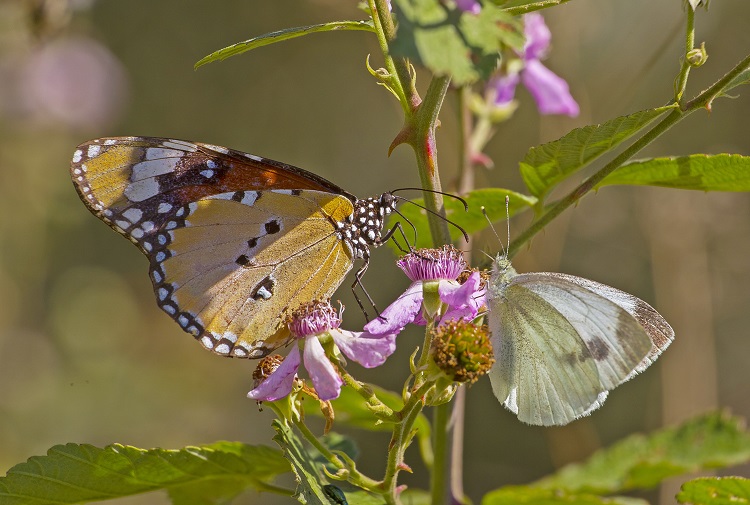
[387, 188, 536, 251]
[391, 0, 522, 85]
[677, 477, 750, 505]
[482, 486, 648, 505]
[0, 441, 290, 505]
[535, 412, 750, 495]
[195, 20, 375, 68]
[307, 385, 434, 468]
[598, 154, 750, 191]
[519, 106, 675, 200]
[272, 419, 331, 504]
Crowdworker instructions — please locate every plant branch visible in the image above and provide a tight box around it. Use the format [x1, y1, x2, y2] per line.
[674, 5, 695, 102]
[509, 51, 750, 258]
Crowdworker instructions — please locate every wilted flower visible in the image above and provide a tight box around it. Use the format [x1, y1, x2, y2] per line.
[248, 301, 396, 402]
[364, 245, 485, 336]
[491, 13, 579, 117]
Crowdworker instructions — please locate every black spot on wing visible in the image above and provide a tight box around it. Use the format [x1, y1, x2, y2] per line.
[232, 191, 245, 202]
[265, 220, 281, 234]
[236, 254, 251, 267]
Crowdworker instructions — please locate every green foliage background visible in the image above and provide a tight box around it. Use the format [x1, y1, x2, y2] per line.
[0, 1, 749, 504]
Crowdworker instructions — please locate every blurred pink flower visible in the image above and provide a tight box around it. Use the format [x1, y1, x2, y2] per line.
[491, 13, 579, 117]
[9, 37, 128, 129]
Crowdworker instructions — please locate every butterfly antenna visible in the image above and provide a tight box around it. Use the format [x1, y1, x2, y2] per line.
[390, 187, 469, 211]
[481, 204, 507, 260]
[391, 194, 470, 244]
[505, 195, 511, 260]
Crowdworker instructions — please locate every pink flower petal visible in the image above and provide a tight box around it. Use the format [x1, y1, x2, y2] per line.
[438, 272, 481, 308]
[330, 329, 397, 368]
[303, 337, 343, 401]
[523, 13, 551, 61]
[522, 59, 579, 117]
[247, 347, 301, 401]
[492, 71, 520, 106]
[364, 281, 424, 335]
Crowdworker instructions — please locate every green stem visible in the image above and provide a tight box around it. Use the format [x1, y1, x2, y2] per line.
[430, 401, 450, 505]
[339, 367, 398, 422]
[382, 381, 434, 504]
[509, 51, 750, 258]
[674, 6, 695, 102]
[293, 417, 344, 470]
[412, 75, 453, 246]
[370, 0, 420, 113]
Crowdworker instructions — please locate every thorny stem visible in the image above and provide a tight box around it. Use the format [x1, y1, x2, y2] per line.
[339, 366, 398, 422]
[508, 52, 750, 259]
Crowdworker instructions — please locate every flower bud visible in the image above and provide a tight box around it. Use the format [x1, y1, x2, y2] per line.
[687, 42, 708, 67]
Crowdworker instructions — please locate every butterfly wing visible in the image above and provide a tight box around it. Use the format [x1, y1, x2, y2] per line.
[488, 268, 673, 426]
[152, 189, 355, 358]
[70, 137, 353, 254]
[71, 137, 358, 358]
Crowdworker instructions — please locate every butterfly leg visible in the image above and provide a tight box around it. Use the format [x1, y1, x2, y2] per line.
[350, 254, 383, 323]
[380, 220, 414, 254]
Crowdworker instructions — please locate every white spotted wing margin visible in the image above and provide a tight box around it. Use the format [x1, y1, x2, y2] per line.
[487, 257, 674, 426]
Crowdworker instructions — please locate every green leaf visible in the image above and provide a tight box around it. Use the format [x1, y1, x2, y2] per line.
[482, 486, 648, 505]
[0, 441, 290, 505]
[195, 20, 375, 69]
[272, 419, 330, 504]
[387, 188, 536, 251]
[495, 0, 574, 15]
[677, 477, 750, 505]
[307, 385, 434, 468]
[391, 0, 523, 85]
[535, 412, 750, 495]
[519, 106, 675, 200]
[599, 154, 750, 192]
[724, 67, 750, 93]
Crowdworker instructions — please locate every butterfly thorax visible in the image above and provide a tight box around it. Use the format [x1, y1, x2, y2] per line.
[339, 194, 396, 259]
[489, 256, 518, 302]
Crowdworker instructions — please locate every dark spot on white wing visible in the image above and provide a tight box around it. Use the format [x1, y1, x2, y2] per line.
[265, 220, 281, 234]
[291, 189, 302, 196]
[247, 237, 259, 249]
[232, 191, 245, 202]
[236, 254, 251, 267]
[251, 275, 276, 301]
[588, 336, 610, 361]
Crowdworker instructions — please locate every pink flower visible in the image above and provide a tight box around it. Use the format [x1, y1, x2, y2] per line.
[248, 302, 396, 402]
[364, 246, 486, 336]
[491, 13, 579, 117]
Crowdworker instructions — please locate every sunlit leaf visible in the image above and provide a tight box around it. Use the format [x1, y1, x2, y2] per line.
[598, 154, 750, 191]
[677, 477, 750, 505]
[195, 21, 375, 68]
[482, 486, 648, 505]
[535, 412, 750, 494]
[391, 0, 522, 85]
[519, 106, 675, 200]
[0, 442, 290, 505]
[387, 188, 536, 251]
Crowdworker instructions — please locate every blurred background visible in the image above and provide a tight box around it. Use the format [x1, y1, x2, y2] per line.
[0, 1, 749, 504]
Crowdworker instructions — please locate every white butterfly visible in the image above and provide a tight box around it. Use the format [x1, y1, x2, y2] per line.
[487, 256, 674, 426]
